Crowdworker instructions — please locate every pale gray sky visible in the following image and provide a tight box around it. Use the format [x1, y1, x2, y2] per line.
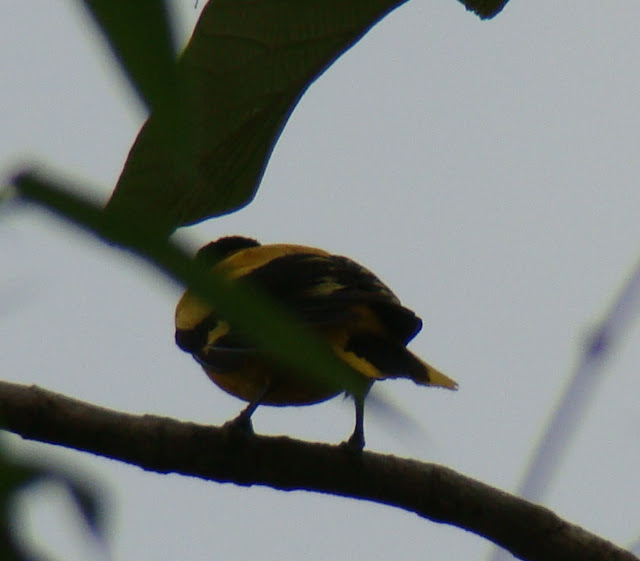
[2, 1, 640, 560]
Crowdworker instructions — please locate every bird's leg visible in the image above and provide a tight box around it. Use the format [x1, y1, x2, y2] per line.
[344, 389, 368, 451]
[344, 384, 372, 452]
[226, 382, 275, 434]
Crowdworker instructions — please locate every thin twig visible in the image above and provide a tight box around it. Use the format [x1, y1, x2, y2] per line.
[490, 260, 640, 561]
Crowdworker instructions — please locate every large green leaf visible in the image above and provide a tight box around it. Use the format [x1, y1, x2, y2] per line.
[106, 0, 406, 230]
[105, 0, 509, 232]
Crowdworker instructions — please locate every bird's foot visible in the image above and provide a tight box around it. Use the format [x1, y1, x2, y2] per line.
[223, 413, 254, 438]
[340, 431, 365, 453]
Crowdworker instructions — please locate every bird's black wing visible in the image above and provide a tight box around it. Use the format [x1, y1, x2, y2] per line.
[242, 252, 422, 344]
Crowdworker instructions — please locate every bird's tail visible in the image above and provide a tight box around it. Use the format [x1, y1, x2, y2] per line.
[413, 354, 458, 390]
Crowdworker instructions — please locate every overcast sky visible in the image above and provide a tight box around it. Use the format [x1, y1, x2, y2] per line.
[2, 1, 640, 560]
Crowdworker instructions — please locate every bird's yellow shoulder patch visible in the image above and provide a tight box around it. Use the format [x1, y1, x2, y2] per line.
[175, 292, 212, 331]
[217, 244, 329, 280]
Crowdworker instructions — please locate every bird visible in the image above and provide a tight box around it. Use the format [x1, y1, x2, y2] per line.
[175, 236, 457, 449]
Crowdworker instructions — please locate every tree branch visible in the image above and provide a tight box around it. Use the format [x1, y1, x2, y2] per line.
[0, 381, 635, 561]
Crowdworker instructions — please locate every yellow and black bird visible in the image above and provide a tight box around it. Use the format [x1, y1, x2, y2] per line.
[175, 236, 457, 449]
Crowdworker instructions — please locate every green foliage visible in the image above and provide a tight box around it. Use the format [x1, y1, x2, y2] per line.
[105, 0, 507, 231]
[2, 0, 506, 555]
[106, 0, 414, 230]
[0, 436, 107, 560]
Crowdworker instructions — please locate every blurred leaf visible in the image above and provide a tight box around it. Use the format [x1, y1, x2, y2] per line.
[52, 473, 107, 542]
[0, 435, 107, 559]
[14, 172, 368, 399]
[80, 0, 178, 113]
[0, 515, 30, 561]
[80, 0, 196, 235]
[0, 450, 39, 503]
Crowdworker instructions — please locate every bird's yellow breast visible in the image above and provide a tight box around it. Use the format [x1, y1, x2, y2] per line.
[203, 359, 341, 406]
